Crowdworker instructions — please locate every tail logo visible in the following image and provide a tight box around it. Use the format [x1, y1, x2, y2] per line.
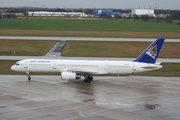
[146, 44, 157, 59]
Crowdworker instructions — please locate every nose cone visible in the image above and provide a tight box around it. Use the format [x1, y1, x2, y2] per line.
[11, 65, 15, 71]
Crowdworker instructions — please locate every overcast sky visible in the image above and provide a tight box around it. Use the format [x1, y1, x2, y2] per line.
[0, 0, 180, 10]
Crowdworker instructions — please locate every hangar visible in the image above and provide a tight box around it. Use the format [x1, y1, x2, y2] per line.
[131, 9, 155, 17]
[28, 11, 87, 17]
[93, 10, 114, 17]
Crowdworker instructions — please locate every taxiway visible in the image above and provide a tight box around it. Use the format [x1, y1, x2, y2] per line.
[0, 75, 180, 120]
[0, 36, 180, 42]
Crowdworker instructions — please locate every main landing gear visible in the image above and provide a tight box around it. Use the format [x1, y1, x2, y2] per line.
[26, 72, 31, 81]
[83, 75, 93, 83]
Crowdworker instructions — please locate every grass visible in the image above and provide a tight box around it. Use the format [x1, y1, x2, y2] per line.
[0, 19, 180, 38]
[0, 40, 56, 56]
[1, 60, 180, 76]
[62, 41, 180, 58]
[1, 40, 180, 58]
[0, 19, 180, 32]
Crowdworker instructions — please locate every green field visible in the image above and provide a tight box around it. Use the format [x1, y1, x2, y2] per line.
[0, 19, 180, 32]
[0, 40, 56, 56]
[62, 41, 180, 58]
[1, 40, 180, 58]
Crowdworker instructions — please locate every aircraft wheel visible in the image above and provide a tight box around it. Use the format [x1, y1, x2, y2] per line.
[28, 77, 31, 81]
[83, 76, 93, 83]
[83, 79, 87, 83]
[87, 79, 91, 83]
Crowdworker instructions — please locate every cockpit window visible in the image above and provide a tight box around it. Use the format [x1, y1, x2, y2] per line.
[15, 63, 20, 66]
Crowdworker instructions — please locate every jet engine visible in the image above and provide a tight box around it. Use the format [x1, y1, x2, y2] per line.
[61, 72, 81, 80]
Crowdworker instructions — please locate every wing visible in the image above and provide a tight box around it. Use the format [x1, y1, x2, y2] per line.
[65, 68, 107, 75]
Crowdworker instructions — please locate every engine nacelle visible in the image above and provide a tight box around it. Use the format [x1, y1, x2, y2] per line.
[61, 72, 81, 80]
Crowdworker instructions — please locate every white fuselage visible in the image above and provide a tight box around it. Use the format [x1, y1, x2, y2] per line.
[11, 59, 162, 75]
[10, 38, 165, 82]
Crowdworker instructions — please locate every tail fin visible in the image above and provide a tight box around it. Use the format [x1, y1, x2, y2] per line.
[133, 38, 165, 63]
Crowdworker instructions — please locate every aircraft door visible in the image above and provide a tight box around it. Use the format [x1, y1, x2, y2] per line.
[132, 63, 136, 73]
[105, 64, 110, 73]
[105, 64, 108, 69]
[24, 62, 28, 68]
[53, 62, 57, 69]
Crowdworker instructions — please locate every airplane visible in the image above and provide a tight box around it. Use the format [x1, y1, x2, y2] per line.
[11, 38, 165, 83]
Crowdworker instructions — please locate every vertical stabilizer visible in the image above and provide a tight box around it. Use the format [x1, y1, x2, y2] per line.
[133, 38, 165, 63]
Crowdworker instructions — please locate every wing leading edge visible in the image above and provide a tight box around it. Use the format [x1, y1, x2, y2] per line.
[66, 68, 107, 75]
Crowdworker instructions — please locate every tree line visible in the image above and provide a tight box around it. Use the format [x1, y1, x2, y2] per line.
[132, 15, 172, 23]
[0, 13, 17, 19]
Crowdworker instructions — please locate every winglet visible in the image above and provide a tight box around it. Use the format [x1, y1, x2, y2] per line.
[133, 38, 165, 63]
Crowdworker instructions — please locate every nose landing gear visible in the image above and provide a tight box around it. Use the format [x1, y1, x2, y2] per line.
[26, 72, 31, 81]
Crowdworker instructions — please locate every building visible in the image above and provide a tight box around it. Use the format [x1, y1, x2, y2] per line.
[28, 11, 87, 17]
[131, 9, 155, 17]
[93, 10, 114, 17]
